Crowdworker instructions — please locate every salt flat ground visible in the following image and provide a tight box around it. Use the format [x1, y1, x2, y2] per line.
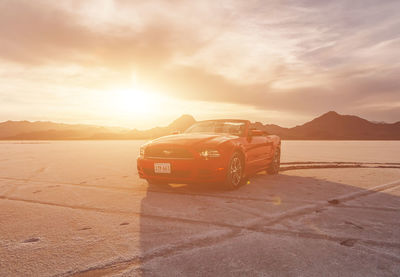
[0, 141, 400, 276]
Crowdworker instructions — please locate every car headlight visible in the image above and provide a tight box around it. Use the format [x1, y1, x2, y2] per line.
[199, 149, 220, 158]
[140, 146, 145, 157]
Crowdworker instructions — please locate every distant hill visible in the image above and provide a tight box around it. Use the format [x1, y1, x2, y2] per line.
[0, 115, 196, 140]
[0, 112, 399, 140]
[0, 120, 129, 140]
[253, 111, 400, 140]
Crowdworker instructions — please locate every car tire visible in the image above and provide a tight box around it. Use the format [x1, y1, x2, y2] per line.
[267, 148, 280, 174]
[224, 152, 245, 190]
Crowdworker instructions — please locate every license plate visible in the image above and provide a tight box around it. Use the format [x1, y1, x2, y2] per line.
[154, 163, 171, 174]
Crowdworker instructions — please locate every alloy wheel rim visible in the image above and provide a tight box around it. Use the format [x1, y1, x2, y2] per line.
[230, 156, 242, 186]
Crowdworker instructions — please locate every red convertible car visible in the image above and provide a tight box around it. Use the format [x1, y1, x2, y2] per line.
[137, 119, 281, 189]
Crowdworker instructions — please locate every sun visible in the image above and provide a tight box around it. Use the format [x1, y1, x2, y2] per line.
[109, 88, 160, 115]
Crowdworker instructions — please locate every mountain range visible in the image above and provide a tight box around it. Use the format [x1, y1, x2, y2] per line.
[0, 112, 399, 140]
[253, 111, 400, 140]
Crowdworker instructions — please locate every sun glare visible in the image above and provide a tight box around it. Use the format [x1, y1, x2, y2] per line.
[109, 88, 160, 115]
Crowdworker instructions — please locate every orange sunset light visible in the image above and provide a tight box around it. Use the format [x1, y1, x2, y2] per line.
[0, 0, 399, 129]
[1, 1, 400, 276]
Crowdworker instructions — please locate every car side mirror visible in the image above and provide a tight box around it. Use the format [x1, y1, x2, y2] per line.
[171, 131, 180, 135]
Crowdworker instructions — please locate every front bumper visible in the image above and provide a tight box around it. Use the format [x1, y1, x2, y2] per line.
[137, 157, 227, 184]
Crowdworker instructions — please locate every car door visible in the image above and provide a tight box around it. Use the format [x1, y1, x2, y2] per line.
[244, 132, 273, 172]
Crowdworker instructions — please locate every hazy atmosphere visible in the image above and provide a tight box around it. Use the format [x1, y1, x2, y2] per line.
[1, 0, 399, 128]
[1, 1, 400, 276]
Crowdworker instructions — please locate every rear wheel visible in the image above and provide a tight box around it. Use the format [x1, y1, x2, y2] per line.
[267, 148, 280, 174]
[224, 152, 245, 190]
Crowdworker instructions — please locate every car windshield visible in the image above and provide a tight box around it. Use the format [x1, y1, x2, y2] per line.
[185, 121, 246, 136]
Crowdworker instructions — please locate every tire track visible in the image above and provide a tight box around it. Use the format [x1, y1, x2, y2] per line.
[335, 204, 400, 212]
[1, 177, 400, 231]
[280, 164, 400, 171]
[63, 220, 400, 277]
[61, 229, 242, 277]
[2, 179, 400, 236]
[0, 176, 315, 204]
[280, 161, 400, 171]
[281, 162, 400, 165]
[3, 178, 400, 276]
[0, 195, 256, 230]
[250, 178, 400, 228]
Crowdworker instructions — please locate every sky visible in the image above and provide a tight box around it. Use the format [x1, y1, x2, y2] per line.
[0, 0, 399, 129]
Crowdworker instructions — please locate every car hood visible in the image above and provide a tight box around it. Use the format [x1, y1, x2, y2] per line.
[148, 133, 237, 147]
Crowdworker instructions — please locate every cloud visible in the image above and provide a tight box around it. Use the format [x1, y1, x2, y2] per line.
[0, 0, 207, 69]
[0, 0, 399, 125]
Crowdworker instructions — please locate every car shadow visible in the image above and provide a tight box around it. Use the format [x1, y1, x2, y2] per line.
[135, 169, 400, 275]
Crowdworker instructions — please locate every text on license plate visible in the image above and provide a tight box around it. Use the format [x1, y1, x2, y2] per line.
[154, 163, 171, 174]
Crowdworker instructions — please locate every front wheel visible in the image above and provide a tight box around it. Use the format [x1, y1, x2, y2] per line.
[267, 148, 280, 174]
[224, 152, 245, 190]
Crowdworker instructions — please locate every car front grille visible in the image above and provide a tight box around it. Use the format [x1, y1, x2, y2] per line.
[145, 146, 193, 159]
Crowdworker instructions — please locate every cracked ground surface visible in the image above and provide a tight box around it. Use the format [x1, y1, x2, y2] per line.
[0, 141, 400, 276]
